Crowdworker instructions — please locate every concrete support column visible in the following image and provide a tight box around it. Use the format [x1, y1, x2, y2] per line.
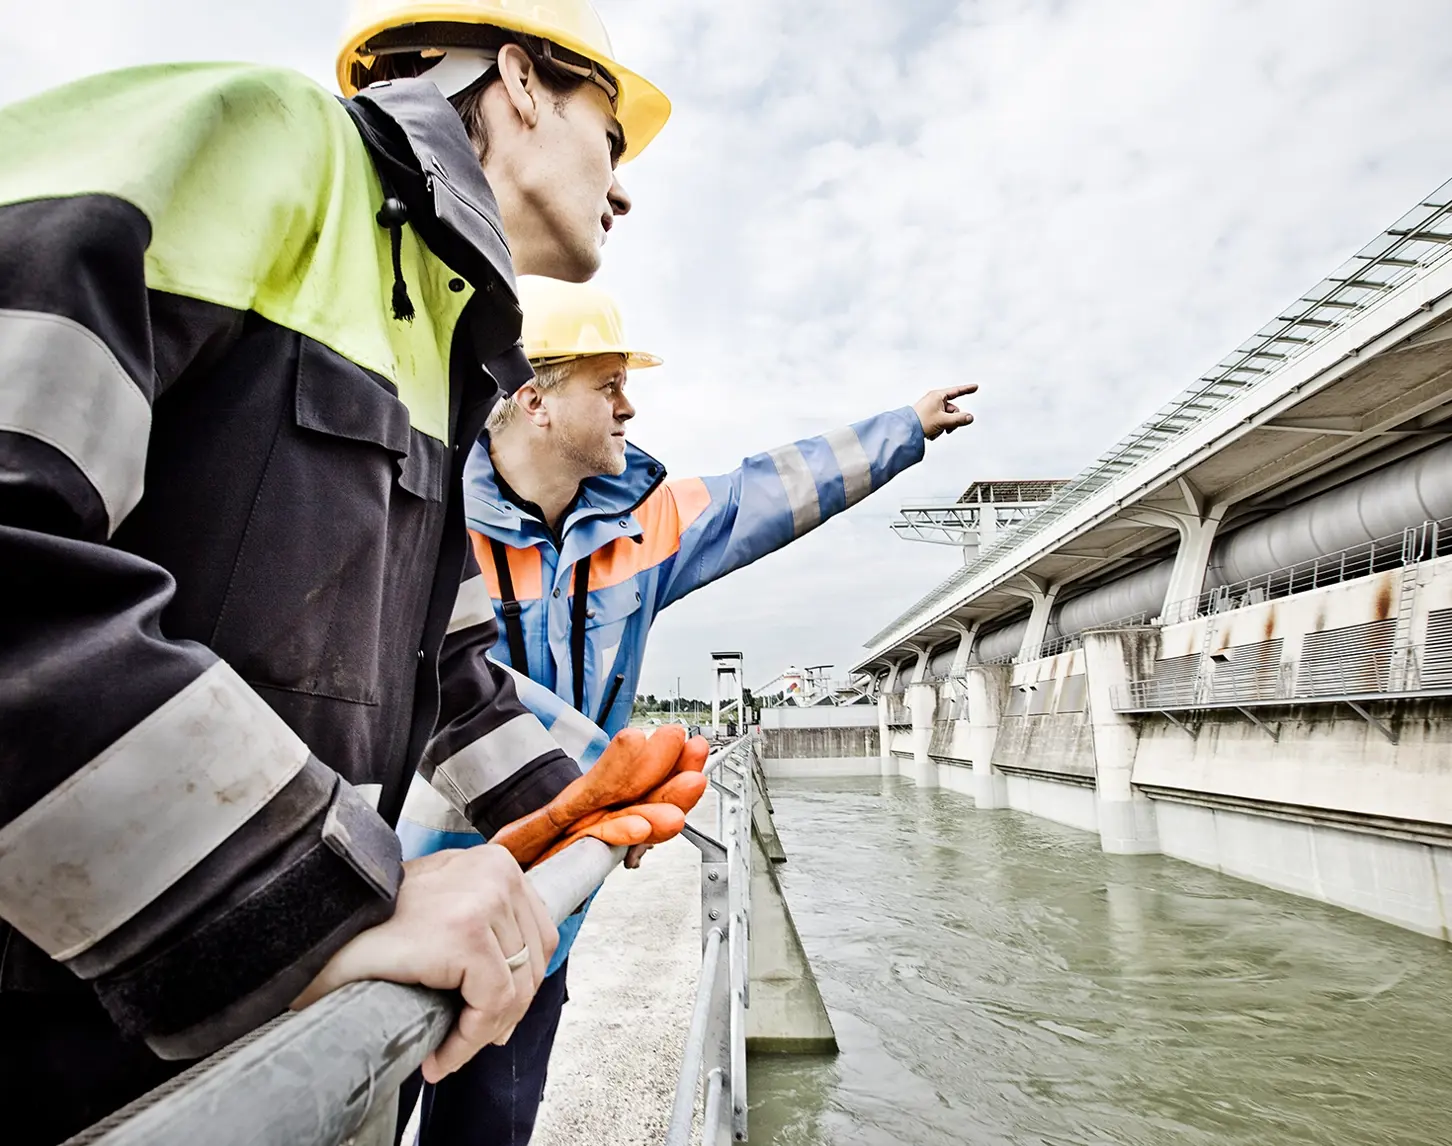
[1160, 499, 1228, 622]
[906, 680, 939, 788]
[1006, 575, 1060, 662]
[1124, 480, 1227, 624]
[876, 692, 894, 778]
[1081, 627, 1160, 854]
[964, 665, 1011, 808]
[877, 661, 900, 777]
[947, 622, 979, 677]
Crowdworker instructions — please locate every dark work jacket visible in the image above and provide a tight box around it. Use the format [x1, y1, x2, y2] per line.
[0, 64, 580, 1064]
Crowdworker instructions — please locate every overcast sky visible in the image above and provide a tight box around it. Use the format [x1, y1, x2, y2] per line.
[9, 1, 1452, 700]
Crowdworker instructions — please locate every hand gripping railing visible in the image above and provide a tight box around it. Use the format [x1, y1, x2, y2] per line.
[66, 740, 763, 1146]
[64, 838, 636, 1146]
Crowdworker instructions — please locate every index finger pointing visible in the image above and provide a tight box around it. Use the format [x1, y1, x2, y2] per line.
[941, 383, 978, 399]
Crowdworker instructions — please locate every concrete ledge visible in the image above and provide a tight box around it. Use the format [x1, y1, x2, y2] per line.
[994, 762, 1097, 789]
[746, 1036, 839, 1054]
[1155, 799, 1452, 941]
[1005, 774, 1100, 833]
[762, 756, 882, 778]
[1139, 783, 1452, 848]
[746, 830, 838, 1055]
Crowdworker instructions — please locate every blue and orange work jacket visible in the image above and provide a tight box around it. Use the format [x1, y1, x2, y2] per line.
[399, 407, 926, 972]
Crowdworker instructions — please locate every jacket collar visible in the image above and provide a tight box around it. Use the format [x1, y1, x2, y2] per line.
[467, 438, 668, 541]
[343, 79, 532, 389]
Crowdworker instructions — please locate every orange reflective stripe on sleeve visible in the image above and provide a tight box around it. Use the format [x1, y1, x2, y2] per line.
[468, 529, 544, 600]
[667, 477, 712, 533]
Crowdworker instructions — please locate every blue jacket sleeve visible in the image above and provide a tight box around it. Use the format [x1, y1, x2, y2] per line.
[657, 407, 925, 609]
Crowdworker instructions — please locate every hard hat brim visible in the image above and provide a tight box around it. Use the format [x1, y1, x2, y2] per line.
[532, 350, 664, 371]
[337, 6, 671, 162]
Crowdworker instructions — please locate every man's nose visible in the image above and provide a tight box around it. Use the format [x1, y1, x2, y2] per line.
[617, 392, 636, 422]
[608, 174, 632, 218]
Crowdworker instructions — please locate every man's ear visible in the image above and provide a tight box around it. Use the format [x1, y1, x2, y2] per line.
[513, 382, 550, 427]
[496, 42, 541, 130]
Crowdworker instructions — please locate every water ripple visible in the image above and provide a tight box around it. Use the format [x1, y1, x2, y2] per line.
[749, 777, 1452, 1146]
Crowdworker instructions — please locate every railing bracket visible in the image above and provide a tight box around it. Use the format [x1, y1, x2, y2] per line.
[1158, 709, 1200, 739]
[1345, 699, 1398, 744]
[1234, 706, 1280, 741]
[681, 822, 728, 863]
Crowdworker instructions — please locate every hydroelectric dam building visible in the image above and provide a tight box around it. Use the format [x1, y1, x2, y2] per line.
[849, 178, 1452, 942]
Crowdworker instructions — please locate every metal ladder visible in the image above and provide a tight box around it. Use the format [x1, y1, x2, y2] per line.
[1392, 525, 1425, 690]
[1192, 613, 1220, 707]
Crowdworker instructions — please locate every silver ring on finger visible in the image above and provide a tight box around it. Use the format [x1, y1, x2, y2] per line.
[504, 945, 530, 971]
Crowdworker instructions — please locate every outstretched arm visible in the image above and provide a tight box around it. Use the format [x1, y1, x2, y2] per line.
[654, 383, 977, 608]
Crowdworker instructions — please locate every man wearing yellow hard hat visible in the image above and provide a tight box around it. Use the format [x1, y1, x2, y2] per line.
[0, 2, 676, 1141]
[392, 276, 975, 1144]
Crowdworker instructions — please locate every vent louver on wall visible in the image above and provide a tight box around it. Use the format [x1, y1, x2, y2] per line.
[1421, 607, 1452, 688]
[1139, 653, 1202, 707]
[1208, 638, 1284, 703]
[1295, 619, 1396, 696]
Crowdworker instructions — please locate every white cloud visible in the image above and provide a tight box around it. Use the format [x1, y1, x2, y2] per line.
[6, 1, 1452, 699]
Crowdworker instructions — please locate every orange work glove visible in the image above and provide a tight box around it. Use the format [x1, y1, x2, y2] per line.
[535, 760, 711, 865]
[491, 726, 708, 867]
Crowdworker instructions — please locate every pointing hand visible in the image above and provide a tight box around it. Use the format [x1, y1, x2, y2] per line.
[913, 383, 977, 440]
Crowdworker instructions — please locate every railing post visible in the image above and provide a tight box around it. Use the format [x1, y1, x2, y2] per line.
[683, 740, 749, 1146]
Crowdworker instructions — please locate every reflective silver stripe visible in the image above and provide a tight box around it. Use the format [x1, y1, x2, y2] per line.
[402, 773, 475, 834]
[0, 308, 151, 535]
[0, 661, 309, 960]
[767, 443, 821, 537]
[823, 426, 874, 506]
[448, 575, 495, 635]
[355, 783, 383, 810]
[432, 713, 560, 806]
[548, 705, 603, 764]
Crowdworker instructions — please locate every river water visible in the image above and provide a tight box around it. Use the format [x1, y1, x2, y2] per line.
[748, 777, 1452, 1146]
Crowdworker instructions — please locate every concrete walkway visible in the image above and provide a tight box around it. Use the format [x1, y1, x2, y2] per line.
[401, 814, 707, 1145]
[533, 831, 703, 1145]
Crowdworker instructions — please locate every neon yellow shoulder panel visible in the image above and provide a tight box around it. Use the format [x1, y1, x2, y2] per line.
[0, 63, 470, 442]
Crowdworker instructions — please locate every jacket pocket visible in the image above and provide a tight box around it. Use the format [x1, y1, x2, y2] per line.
[211, 336, 445, 706]
[581, 580, 644, 685]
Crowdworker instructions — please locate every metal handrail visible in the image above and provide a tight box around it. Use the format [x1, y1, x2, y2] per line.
[66, 837, 627, 1146]
[1160, 517, 1451, 625]
[1014, 517, 1452, 661]
[68, 741, 767, 1146]
[1113, 645, 1448, 712]
[669, 735, 758, 1145]
[665, 927, 725, 1142]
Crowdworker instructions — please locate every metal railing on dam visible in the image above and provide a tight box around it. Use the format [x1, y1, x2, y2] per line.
[64, 738, 799, 1146]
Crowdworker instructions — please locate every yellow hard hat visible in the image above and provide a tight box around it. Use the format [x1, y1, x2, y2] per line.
[519, 276, 662, 369]
[337, 0, 670, 162]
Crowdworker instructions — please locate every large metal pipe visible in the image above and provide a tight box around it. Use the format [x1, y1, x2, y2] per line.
[1049, 561, 1172, 638]
[1027, 438, 1452, 644]
[1209, 438, 1452, 583]
[972, 617, 1029, 663]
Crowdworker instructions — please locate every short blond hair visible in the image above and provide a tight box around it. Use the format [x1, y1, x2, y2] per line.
[486, 360, 575, 434]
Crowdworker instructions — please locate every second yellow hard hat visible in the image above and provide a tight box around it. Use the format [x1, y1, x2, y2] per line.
[519, 276, 662, 370]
